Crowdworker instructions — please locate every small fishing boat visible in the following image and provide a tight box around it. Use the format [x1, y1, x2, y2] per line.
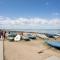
[37, 33, 48, 39]
[45, 40, 60, 49]
[7, 34, 16, 41]
[22, 35, 30, 41]
[45, 33, 59, 39]
[27, 34, 36, 39]
[57, 34, 60, 36]
[14, 34, 22, 42]
[45, 34, 54, 38]
[22, 33, 36, 41]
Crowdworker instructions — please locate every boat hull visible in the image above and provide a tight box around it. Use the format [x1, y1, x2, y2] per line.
[45, 40, 60, 49]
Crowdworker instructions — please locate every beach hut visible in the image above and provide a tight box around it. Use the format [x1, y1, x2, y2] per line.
[14, 34, 21, 42]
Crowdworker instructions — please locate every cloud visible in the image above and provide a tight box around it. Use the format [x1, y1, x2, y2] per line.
[0, 16, 60, 29]
[0, 16, 60, 25]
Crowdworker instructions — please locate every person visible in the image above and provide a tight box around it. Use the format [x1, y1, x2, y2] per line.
[5, 32, 9, 39]
[0, 30, 3, 40]
[0, 30, 1, 38]
[3, 31, 6, 40]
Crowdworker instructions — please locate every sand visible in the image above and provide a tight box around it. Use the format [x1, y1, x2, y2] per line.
[0, 40, 3, 60]
[4, 37, 60, 60]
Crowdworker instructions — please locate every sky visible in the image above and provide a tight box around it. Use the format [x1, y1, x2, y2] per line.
[0, 0, 60, 29]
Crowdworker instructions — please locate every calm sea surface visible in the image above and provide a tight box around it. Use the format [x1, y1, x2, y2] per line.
[8, 29, 60, 34]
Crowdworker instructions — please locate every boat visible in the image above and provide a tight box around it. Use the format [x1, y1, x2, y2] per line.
[45, 34, 54, 38]
[45, 40, 60, 49]
[57, 34, 60, 36]
[7, 34, 16, 41]
[14, 34, 22, 42]
[22, 35, 30, 41]
[37, 33, 48, 39]
[27, 34, 36, 39]
[45, 33, 59, 39]
[22, 33, 36, 41]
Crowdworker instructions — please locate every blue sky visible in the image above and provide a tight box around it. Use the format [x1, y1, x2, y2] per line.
[0, 0, 60, 29]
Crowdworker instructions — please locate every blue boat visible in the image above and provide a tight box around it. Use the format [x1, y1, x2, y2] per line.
[45, 33, 59, 39]
[45, 40, 60, 49]
[45, 34, 54, 38]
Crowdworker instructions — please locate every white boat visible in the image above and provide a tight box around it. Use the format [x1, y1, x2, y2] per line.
[14, 34, 21, 42]
[22, 35, 30, 41]
[37, 33, 48, 39]
[53, 35, 59, 38]
[57, 34, 60, 36]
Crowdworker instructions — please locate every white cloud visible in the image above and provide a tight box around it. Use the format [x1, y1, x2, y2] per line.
[0, 16, 60, 29]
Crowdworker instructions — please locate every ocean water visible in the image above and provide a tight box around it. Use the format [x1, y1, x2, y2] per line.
[8, 29, 60, 34]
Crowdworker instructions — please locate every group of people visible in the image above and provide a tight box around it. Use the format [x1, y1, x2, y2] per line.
[0, 30, 6, 40]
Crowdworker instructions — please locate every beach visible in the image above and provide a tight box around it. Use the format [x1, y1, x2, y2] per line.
[4, 37, 60, 60]
[0, 0, 60, 60]
[0, 40, 3, 60]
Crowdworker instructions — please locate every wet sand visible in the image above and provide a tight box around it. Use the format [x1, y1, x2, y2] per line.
[4, 37, 60, 60]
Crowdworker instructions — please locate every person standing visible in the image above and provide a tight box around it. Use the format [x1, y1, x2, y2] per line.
[3, 31, 6, 40]
[0, 30, 3, 40]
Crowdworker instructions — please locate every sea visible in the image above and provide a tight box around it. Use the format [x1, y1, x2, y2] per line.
[5, 29, 60, 34]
